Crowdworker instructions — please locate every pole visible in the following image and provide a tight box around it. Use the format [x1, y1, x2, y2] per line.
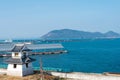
[40, 55, 44, 80]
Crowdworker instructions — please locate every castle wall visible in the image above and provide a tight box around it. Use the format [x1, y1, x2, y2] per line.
[7, 63, 34, 76]
[12, 52, 23, 59]
[7, 64, 23, 76]
[22, 63, 34, 76]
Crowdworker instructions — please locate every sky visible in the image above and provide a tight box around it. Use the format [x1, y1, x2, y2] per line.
[0, 0, 120, 39]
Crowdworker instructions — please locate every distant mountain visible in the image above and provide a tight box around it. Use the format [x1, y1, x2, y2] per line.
[41, 29, 120, 39]
[104, 31, 120, 37]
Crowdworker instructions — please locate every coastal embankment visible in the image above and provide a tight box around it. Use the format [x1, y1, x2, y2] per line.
[50, 72, 120, 80]
[1, 68, 120, 80]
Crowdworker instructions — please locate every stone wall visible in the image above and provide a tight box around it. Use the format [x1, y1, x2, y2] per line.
[7, 63, 34, 76]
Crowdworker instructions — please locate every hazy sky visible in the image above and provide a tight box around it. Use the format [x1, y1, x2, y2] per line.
[0, 0, 120, 39]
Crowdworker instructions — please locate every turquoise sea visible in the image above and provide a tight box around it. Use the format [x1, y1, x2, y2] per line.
[0, 38, 120, 73]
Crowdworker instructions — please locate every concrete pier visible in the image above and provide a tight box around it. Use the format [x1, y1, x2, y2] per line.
[0, 50, 68, 57]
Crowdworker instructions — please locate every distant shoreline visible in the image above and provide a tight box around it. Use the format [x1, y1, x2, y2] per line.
[0, 37, 120, 43]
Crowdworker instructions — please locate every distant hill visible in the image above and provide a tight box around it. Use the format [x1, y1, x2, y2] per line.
[41, 29, 120, 40]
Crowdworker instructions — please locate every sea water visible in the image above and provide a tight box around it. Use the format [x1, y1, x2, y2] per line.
[0, 38, 120, 73]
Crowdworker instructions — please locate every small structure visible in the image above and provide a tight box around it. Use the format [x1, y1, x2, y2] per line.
[5, 44, 35, 76]
[0, 43, 64, 76]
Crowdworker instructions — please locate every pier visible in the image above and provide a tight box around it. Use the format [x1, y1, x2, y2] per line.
[0, 50, 68, 57]
[31, 50, 68, 55]
[0, 43, 67, 57]
[0, 54, 11, 57]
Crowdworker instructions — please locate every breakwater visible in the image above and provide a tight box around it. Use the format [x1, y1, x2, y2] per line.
[0, 50, 68, 57]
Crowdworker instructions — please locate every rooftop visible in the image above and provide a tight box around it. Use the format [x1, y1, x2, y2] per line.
[0, 43, 64, 52]
[5, 57, 36, 64]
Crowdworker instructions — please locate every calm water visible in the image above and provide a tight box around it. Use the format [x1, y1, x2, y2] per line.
[1, 38, 120, 73]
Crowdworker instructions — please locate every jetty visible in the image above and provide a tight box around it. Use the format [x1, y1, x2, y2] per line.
[31, 50, 68, 55]
[0, 50, 68, 57]
[0, 54, 11, 57]
[0, 43, 68, 57]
